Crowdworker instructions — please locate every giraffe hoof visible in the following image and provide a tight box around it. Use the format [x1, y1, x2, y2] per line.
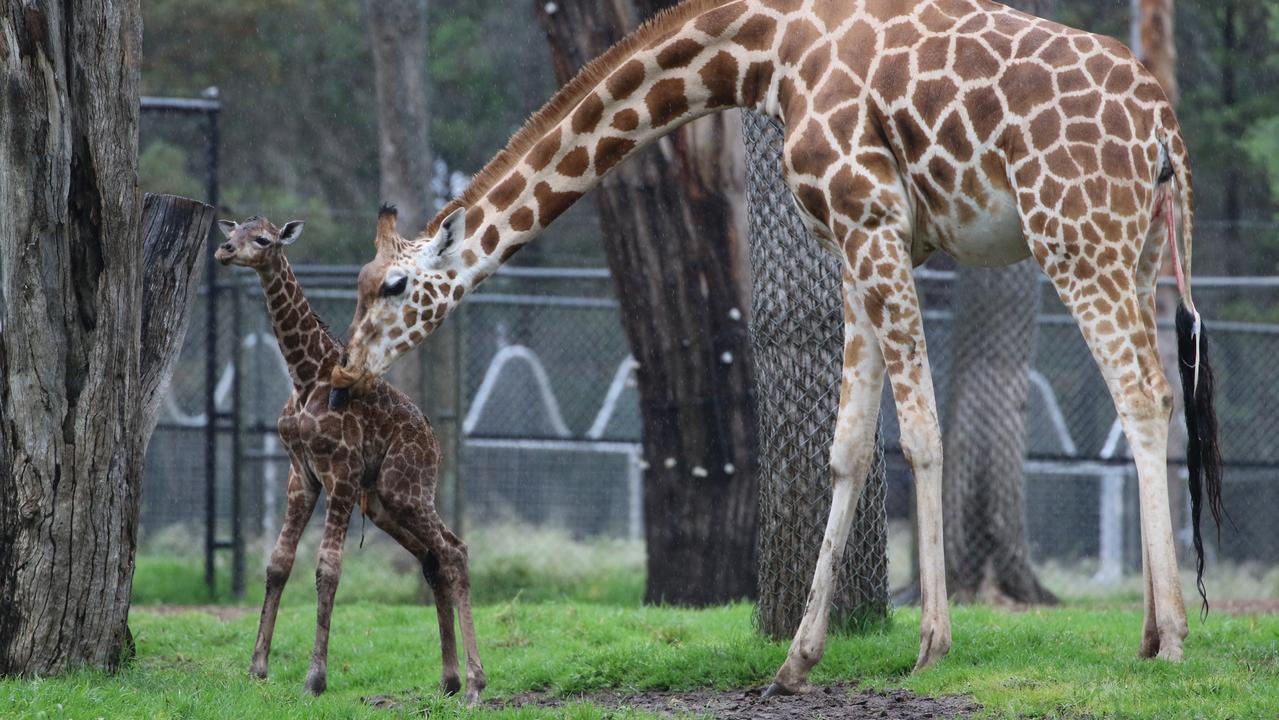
[762, 682, 793, 698]
[441, 675, 462, 696]
[249, 664, 268, 681]
[328, 387, 350, 411]
[304, 670, 327, 696]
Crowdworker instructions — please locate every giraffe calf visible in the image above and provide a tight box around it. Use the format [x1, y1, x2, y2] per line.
[214, 215, 485, 701]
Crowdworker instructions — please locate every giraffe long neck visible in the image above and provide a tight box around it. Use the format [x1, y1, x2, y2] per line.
[258, 253, 341, 392]
[434, 0, 790, 285]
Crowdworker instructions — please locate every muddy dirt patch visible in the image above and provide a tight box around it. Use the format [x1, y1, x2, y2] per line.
[491, 684, 980, 719]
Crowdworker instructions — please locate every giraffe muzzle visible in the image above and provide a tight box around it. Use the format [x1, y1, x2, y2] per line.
[214, 242, 237, 265]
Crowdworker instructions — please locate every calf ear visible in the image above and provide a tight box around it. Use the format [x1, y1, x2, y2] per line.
[218, 220, 237, 238]
[279, 221, 305, 246]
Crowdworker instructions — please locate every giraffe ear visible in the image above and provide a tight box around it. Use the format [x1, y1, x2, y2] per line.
[422, 207, 466, 265]
[279, 221, 305, 246]
[218, 220, 237, 238]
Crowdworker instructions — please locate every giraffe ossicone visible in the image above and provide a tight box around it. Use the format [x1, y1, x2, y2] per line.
[216, 216, 487, 701]
[333, 0, 1224, 693]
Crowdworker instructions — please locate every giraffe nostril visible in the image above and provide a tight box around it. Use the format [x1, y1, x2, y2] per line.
[221, 242, 235, 253]
[339, 352, 350, 368]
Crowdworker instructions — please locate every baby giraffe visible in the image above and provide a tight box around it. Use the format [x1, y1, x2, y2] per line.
[214, 213, 485, 701]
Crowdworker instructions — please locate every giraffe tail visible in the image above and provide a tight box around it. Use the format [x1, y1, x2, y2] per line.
[1161, 138, 1225, 618]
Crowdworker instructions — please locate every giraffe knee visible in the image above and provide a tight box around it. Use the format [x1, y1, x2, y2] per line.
[830, 422, 875, 483]
[900, 420, 943, 478]
[315, 552, 342, 592]
[265, 562, 291, 591]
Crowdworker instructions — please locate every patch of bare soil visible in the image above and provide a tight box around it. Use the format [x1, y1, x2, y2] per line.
[490, 684, 980, 719]
[132, 605, 253, 622]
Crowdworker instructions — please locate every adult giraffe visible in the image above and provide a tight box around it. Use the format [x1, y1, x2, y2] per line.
[332, 0, 1224, 694]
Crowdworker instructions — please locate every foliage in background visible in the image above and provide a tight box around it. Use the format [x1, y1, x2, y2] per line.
[141, 0, 573, 265]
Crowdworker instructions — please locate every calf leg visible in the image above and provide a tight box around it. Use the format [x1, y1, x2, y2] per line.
[440, 530, 486, 703]
[304, 492, 355, 696]
[382, 486, 486, 703]
[251, 465, 317, 679]
[368, 501, 462, 695]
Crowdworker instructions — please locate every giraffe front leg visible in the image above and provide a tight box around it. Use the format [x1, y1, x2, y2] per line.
[251, 465, 317, 680]
[304, 490, 356, 696]
[768, 268, 887, 695]
[846, 232, 951, 672]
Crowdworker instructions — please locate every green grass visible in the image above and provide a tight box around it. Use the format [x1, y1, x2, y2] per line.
[4, 602, 1279, 719]
[132, 523, 645, 608]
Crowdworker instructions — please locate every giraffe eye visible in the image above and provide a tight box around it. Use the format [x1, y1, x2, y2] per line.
[380, 275, 408, 298]
[253, 236, 271, 247]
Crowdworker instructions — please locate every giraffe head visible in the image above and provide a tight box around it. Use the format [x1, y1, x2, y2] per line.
[331, 203, 471, 395]
[214, 216, 305, 269]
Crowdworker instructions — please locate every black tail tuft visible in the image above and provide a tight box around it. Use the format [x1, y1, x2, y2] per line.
[1176, 302, 1225, 618]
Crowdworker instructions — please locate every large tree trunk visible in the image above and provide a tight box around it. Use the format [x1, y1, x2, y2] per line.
[0, 0, 214, 674]
[365, 0, 432, 234]
[364, 0, 464, 533]
[940, 0, 1057, 606]
[941, 264, 1056, 604]
[537, 0, 759, 606]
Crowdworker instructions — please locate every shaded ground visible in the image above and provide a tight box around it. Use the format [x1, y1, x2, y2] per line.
[484, 684, 980, 719]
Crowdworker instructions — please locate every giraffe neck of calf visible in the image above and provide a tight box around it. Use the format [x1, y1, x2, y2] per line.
[258, 253, 340, 393]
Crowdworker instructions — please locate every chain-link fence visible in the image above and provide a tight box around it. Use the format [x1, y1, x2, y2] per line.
[137, 92, 1279, 605]
[141, 252, 1279, 605]
[881, 272, 1279, 602]
[744, 112, 890, 637]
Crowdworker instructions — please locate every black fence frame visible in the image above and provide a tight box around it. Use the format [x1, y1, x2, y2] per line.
[141, 91, 245, 598]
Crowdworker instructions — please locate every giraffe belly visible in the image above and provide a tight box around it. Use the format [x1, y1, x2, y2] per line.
[933, 188, 1030, 268]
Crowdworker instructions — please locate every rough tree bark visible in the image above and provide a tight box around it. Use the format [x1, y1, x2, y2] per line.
[364, 0, 463, 534]
[0, 0, 214, 674]
[940, 0, 1058, 605]
[365, 0, 432, 234]
[536, 0, 760, 606]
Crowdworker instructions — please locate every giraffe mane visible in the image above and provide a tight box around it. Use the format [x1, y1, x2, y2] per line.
[422, 0, 738, 238]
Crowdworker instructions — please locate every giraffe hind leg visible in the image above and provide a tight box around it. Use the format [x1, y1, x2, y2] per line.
[377, 478, 485, 701]
[366, 497, 462, 696]
[1027, 202, 1188, 661]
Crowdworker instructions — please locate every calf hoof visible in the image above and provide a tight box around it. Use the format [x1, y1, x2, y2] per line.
[464, 687, 483, 705]
[441, 675, 462, 696]
[249, 663, 268, 681]
[304, 670, 327, 697]
[762, 683, 792, 698]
